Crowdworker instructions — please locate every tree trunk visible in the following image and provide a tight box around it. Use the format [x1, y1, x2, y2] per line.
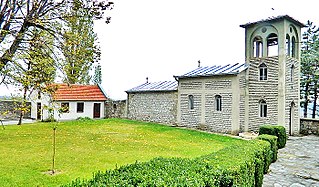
[312, 82, 318, 118]
[17, 86, 28, 125]
[304, 81, 310, 118]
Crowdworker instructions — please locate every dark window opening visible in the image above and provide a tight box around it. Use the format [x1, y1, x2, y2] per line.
[267, 33, 278, 56]
[291, 36, 296, 58]
[37, 91, 41, 99]
[286, 34, 290, 56]
[253, 36, 263, 57]
[260, 100, 267, 117]
[61, 102, 69, 113]
[215, 95, 222, 111]
[259, 63, 267, 81]
[77, 102, 84, 113]
[188, 95, 194, 110]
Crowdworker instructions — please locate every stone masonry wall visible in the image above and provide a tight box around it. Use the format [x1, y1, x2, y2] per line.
[0, 101, 31, 120]
[285, 56, 300, 135]
[178, 76, 235, 133]
[300, 118, 319, 135]
[248, 57, 279, 131]
[127, 91, 177, 125]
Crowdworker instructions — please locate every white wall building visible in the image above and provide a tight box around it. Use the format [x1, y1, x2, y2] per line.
[30, 84, 108, 121]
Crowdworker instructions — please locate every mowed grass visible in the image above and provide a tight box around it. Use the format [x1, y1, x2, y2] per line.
[0, 118, 243, 187]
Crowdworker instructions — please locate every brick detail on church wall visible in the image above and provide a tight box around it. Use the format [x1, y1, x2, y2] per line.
[247, 57, 279, 131]
[285, 57, 300, 134]
[180, 93, 202, 128]
[205, 93, 232, 133]
[127, 92, 177, 125]
[239, 71, 247, 132]
[178, 77, 234, 133]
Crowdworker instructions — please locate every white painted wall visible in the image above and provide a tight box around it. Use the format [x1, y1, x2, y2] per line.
[30, 92, 105, 121]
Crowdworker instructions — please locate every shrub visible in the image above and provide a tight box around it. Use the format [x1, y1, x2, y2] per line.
[63, 140, 272, 187]
[42, 117, 56, 122]
[257, 134, 278, 162]
[259, 125, 287, 149]
[76, 117, 93, 121]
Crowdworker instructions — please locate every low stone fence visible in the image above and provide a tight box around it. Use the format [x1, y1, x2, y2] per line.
[0, 100, 31, 120]
[300, 118, 319, 135]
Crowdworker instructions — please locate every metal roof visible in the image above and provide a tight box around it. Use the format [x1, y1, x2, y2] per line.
[240, 15, 306, 28]
[126, 81, 178, 93]
[175, 63, 248, 79]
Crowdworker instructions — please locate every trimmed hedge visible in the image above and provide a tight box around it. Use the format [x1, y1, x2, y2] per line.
[62, 140, 272, 187]
[257, 134, 278, 162]
[259, 125, 287, 149]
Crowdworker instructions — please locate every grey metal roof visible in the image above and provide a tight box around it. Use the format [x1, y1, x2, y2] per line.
[175, 63, 248, 79]
[126, 81, 178, 93]
[240, 15, 306, 28]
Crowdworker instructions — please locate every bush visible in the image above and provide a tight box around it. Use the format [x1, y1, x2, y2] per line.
[76, 117, 93, 121]
[259, 125, 287, 149]
[257, 134, 278, 162]
[62, 140, 272, 187]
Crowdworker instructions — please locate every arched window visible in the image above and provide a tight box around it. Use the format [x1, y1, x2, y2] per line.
[267, 33, 278, 56]
[259, 100, 267, 117]
[188, 95, 194, 110]
[215, 95, 222, 111]
[291, 36, 296, 58]
[259, 63, 267, 80]
[286, 34, 290, 56]
[253, 36, 263, 57]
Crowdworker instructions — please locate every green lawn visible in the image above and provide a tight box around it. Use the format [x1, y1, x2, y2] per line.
[0, 118, 244, 187]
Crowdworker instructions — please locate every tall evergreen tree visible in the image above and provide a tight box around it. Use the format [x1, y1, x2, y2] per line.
[61, 0, 102, 84]
[301, 20, 319, 118]
[93, 63, 102, 84]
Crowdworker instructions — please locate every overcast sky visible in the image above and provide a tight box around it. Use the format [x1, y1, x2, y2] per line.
[1, 0, 319, 100]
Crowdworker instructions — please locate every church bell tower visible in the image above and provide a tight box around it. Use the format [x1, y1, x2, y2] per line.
[240, 15, 305, 134]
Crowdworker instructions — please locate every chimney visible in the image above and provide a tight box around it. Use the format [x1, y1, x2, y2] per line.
[146, 77, 149, 83]
[198, 60, 201, 67]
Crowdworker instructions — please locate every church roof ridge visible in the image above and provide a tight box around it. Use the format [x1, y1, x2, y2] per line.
[240, 15, 306, 28]
[174, 63, 248, 79]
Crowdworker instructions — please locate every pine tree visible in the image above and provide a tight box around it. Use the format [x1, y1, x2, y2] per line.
[301, 20, 319, 118]
[61, 0, 102, 84]
[93, 63, 102, 84]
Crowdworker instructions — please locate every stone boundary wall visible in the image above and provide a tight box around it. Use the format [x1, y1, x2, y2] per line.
[105, 100, 127, 118]
[300, 118, 319, 135]
[0, 100, 31, 120]
[127, 91, 177, 125]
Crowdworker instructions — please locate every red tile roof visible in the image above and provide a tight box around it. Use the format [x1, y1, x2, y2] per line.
[52, 84, 107, 101]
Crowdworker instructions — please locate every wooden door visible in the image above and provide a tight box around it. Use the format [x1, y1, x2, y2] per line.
[37, 103, 41, 120]
[93, 103, 101, 118]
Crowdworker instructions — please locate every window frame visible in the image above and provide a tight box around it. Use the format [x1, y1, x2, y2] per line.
[77, 102, 84, 113]
[259, 63, 268, 81]
[188, 95, 194, 110]
[215, 95, 222, 111]
[259, 100, 267, 117]
[61, 102, 70, 113]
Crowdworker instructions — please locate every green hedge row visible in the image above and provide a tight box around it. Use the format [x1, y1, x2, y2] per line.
[257, 134, 278, 162]
[62, 140, 272, 187]
[259, 125, 287, 149]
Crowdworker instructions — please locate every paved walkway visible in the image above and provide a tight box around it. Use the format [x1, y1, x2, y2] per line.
[263, 135, 319, 187]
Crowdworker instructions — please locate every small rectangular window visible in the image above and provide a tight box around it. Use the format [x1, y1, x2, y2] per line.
[215, 95, 222, 111]
[77, 103, 84, 113]
[259, 64, 268, 81]
[188, 95, 194, 110]
[61, 102, 69, 113]
[260, 102, 267, 117]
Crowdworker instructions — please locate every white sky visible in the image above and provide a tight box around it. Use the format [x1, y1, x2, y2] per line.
[1, 0, 319, 100]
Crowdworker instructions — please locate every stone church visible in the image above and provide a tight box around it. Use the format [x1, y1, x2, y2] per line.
[126, 15, 304, 135]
